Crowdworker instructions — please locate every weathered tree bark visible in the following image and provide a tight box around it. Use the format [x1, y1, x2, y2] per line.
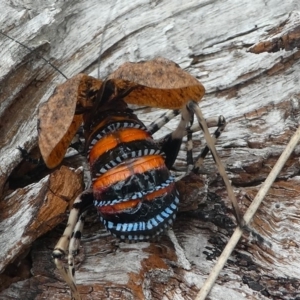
[1, 1, 300, 299]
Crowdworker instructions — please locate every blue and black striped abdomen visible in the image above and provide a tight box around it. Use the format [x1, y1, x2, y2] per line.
[87, 118, 179, 241]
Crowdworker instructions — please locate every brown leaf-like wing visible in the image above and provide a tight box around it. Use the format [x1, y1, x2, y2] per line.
[108, 57, 205, 109]
[38, 74, 102, 168]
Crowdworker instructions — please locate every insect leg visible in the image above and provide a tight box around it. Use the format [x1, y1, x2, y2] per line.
[158, 107, 192, 169]
[148, 109, 180, 134]
[192, 116, 226, 173]
[67, 210, 87, 295]
[185, 110, 195, 172]
[52, 189, 93, 300]
[150, 109, 223, 171]
[186, 115, 227, 173]
[187, 101, 242, 225]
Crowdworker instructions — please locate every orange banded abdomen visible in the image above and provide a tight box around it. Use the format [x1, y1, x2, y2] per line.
[87, 118, 179, 241]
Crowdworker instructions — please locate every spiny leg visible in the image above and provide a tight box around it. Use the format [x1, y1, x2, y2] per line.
[185, 108, 195, 172]
[158, 107, 193, 169]
[186, 125, 194, 172]
[154, 108, 224, 172]
[148, 107, 222, 137]
[187, 101, 243, 226]
[67, 210, 87, 290]
[192, 116, 226, 173]
[186, 114, 225, 173]
[52, 189, 94, 300]
[148, 109, 180, 134]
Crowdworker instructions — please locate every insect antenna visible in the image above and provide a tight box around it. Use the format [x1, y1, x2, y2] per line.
[0, 31, 68, 80]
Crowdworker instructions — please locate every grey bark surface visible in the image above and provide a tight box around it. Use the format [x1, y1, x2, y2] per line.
[1, 1, 300, 299]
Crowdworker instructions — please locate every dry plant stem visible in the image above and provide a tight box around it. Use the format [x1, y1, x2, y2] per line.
[195, 124, 300, 300]
[190, 103, 242, 224]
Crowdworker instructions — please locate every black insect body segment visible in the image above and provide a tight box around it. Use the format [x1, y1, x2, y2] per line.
[86, 104, 179, 241]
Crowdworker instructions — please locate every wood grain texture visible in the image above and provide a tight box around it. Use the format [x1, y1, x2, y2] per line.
[0, 0, 300, 299]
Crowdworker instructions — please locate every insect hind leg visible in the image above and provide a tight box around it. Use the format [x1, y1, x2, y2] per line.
[157, 107, 192, 169]
[148, 109, 180, 135]
[192, 115, 226, 173]
[52, 189, 93, 300]
[153, 106, 226, 174]
[67, 211, 87, 293]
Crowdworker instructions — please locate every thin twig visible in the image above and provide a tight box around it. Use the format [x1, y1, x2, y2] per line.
[191, 102, 243, 225]
[195, 124, 300, 300]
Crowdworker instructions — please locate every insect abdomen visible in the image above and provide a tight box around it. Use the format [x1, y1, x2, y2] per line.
[88, 117, 179, 241]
